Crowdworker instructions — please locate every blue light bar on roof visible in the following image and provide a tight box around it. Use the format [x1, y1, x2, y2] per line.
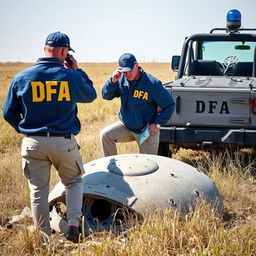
[227, 9, 241, 22]
[226, 9, 241, 30]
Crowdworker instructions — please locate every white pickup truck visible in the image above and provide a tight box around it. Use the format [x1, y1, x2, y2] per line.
[158, 10, 256, 156]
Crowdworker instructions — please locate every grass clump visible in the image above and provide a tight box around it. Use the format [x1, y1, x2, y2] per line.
[0, 63, 255, 255]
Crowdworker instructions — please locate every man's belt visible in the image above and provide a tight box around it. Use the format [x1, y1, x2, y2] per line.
[26, 132, 72, 139]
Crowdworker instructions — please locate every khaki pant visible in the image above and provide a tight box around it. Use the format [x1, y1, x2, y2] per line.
[21, 135, 84, 236]
[100, 121, 159, 156]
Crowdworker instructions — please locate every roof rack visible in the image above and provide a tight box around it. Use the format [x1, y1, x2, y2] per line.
[210, 28, 256, 34]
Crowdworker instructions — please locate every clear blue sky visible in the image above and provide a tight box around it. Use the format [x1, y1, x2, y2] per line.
[1, 0, 255, 63]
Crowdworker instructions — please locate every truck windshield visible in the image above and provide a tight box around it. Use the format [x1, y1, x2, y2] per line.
[200, 41, 256, 62]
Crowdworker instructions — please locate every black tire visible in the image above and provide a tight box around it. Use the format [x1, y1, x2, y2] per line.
[157, 142, 172, 157]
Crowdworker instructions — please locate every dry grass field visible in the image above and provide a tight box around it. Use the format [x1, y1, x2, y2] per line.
[0, 62, 256, 255]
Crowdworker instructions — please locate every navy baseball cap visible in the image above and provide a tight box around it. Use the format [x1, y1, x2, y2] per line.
[118, 53, 137, 72]
[45, 32, 75, 52]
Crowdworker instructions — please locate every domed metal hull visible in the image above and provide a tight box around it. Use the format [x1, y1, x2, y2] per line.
[49, 154, 224, 234]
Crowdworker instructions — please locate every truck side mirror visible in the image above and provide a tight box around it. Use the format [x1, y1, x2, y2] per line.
[171, 56, 180, 71]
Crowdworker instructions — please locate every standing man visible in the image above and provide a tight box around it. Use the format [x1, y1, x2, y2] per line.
[100, 53, 175, 156]
[2, 32, 97, 243]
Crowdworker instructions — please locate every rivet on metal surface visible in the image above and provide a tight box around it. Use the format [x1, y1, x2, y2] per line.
[194, 190, 200, 197]
[170, 173, 177, 178]
[168, 198, 176, 207]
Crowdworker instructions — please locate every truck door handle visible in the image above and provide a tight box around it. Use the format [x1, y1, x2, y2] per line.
[230, 98, 249, 104]
[230, 117, 250, 124]
[176, 96, 180, 113]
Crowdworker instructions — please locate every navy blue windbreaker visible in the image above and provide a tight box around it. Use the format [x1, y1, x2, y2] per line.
[102, 69, 175, 133]
[2, 58, 97, 134]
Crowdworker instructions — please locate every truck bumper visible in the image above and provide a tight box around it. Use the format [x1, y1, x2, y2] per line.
[160, 126, 256, 147]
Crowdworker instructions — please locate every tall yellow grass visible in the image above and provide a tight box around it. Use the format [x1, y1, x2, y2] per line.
[0, 63, 255, 255]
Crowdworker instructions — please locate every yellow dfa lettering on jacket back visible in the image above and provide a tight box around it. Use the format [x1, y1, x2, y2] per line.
[31, 82, 45, 102]
[31, 81, 70, 102]
[133, 90, 148, 100]
[46, 81, 57, 101]
[58, 81, 70, 101]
